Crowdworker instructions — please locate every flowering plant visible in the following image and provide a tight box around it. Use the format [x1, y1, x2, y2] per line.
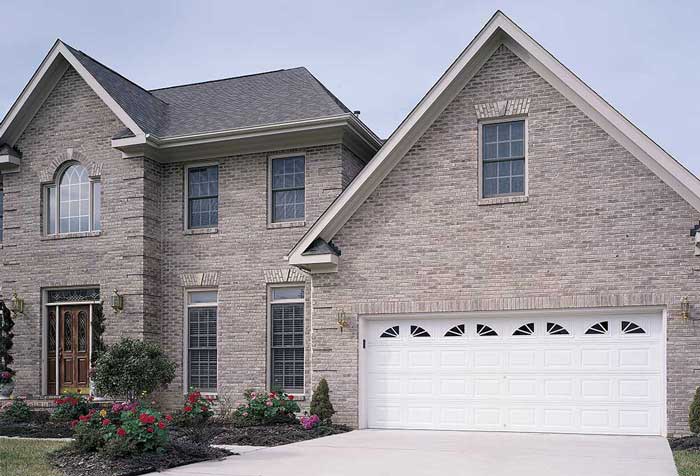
[0, 370, 14, 384]
[234, 389, 300, 425]
[300, 414, 320, 430]
[174, 388, 213, 426]
[51, 392, 92, 421]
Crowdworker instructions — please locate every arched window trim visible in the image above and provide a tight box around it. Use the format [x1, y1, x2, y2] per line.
[44, 161, 101, 235]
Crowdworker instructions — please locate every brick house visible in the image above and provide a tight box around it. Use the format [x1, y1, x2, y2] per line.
[1, 12, 699, 436]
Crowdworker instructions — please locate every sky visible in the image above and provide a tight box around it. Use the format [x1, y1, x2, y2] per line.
[1, 0, 699, 175]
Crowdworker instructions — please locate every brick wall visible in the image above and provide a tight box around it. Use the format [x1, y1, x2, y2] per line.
[309, 45, 700, 435]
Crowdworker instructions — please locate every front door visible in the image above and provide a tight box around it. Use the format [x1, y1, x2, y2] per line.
[49, 305, 90, 393]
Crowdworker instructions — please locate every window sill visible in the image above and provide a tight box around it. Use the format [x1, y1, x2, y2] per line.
[287, 393, 306, 401]
[268, 220, 305, 229]
[42, 231, 102, 241]
[184, 227, 218, 235]
[478, 195, 528, 206]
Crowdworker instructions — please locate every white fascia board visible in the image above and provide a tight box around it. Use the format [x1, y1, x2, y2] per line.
[287, 253, 339, 273]
[286, 10, 700, 268]
[0, 153, 21, 171]
[0, 41, 145, 147]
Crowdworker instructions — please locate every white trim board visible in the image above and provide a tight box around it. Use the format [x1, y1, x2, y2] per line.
[287, 10, 700, 271]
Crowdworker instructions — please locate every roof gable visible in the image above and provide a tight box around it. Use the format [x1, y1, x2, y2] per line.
[287, 10, 700, 272]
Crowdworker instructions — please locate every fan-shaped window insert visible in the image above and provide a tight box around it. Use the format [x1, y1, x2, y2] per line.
[585, 321, 609, 335]
[410, 325, 430, 337]
[380, 326, 400, 338]
[546, 322, 569, 335]
[444, 324, 465, 337]
[476, 324, 498, 336]
[513, 323, 534, 336]
[621, 321, 646, 334]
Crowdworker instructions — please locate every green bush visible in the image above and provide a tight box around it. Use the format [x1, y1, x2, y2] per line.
[92, 338, 176, 401]
[3, 399, 31, 422]
[234, 389, 300, 425]
[310, 378, 335, 423]
[690, 387, 700, 434]
[50, 393, 92, 422]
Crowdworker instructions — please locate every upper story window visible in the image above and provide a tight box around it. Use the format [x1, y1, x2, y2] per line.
[270, 155, 305, 223]
[481, 120, 525, 198]
[187, 165, 218, 229]
[45, 163, 101, 235]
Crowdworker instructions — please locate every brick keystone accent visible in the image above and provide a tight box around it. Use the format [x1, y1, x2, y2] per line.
[40, 148, 102, 183]
[474, 97, 530, 120]
[264, 267, 308, 284]
[180, 272, 219, 287]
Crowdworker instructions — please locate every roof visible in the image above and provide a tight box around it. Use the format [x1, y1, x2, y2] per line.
[0, 41, 363, 144]
[286, 10, 700, 272]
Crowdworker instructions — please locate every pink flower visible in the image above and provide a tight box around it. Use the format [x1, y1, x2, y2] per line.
[158, 421, 166, 429]
[102, 419, 111, 426]
[265, 400, 273, 407]
[242, 412, 249, 417]
[147, 427, 154, 433]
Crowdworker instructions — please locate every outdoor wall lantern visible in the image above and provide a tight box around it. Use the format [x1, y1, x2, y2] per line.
[336, 309, 349, 333]
[10, 292, 24, 316]
[681, 296, 691, 320]
[111, 289, 124, 313]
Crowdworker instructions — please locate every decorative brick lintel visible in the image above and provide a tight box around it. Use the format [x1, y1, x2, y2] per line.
[263, 268, 308, 284]
[475, 97, 530, 120]
[40, 148, 102, 183]
[181, 272, 219, 287]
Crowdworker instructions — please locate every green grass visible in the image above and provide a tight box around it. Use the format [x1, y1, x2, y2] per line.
[675, 450, 700, 476]
[0, 438, 69, 476]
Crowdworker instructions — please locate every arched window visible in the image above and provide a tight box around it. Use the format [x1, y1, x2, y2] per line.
[45, 163, 101, 234]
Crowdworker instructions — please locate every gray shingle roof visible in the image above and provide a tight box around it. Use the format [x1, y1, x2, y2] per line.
[64, 42, 352, 139]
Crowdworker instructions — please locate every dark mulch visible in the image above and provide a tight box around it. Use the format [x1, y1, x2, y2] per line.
[669, 436, 700, 451]
[210, 422, 352, 446]
[50, 440, 233, 476]
[0, 411, 74, 438]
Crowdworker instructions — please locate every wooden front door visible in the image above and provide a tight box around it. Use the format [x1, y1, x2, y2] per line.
[49, 305, 90, 393]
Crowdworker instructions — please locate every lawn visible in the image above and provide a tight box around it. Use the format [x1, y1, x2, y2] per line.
[675, 450, 700, 476]
[0, 438, 68, 476]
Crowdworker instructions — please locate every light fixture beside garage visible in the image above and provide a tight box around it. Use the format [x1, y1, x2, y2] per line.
[336, 309, 349, 333]
[681, 296, 691, 320]
[111, 289, 124, 314]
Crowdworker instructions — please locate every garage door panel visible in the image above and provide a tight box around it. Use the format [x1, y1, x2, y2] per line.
[365, 312, 664, 435]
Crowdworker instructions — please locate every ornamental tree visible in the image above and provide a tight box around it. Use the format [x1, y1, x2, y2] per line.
[310, 378, 335, 423]
[690, 386, 700, 434]
[92, 338, 175, 401]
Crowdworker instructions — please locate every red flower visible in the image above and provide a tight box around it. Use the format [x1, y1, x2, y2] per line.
[139, 413, 152, 424]
[147, 427, 154, 433]
[188, 393, 197, 403]
[165, 414, 173, 422]
[116, 427, 126, 437]
[158, 421, 166, 429]
[79, 414, 90, 422]
[70, 420, 79, 428]
[183, 405, 192, 413]
[102, 419, 111, 426]
[288, 395, 294, 400]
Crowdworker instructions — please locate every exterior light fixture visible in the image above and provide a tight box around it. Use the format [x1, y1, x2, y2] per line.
[10, 292, 24, 316]
[111, 289, 124, 313]
[681, 296, 691, 320]
[336, 309, 349, 333]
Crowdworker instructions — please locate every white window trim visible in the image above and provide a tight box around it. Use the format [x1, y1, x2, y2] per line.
[267, 152, 306, 226]
[44, 163, 101, 236]
[477, 116, 529, 202]
[183, 288, 219, 395]
[183, 161, 219, 232]
[267, 283, 306, 395]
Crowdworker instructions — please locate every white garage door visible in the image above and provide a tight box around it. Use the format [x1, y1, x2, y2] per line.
[364, 312, 664, 435]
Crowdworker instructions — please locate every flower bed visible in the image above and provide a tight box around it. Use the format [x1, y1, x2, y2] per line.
[210, 421, 351, 447]
[0, 409, 74, 438]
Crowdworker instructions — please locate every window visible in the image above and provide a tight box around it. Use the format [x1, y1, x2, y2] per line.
[0, 187, 3, 241]
[585, 321, 609, 335]
[45, 163, 101, 234]
[270, 155, 305, 222]
[410, 325, 430, 337]
[476, 323, 498, 336]
[513, 323, 535, 336]
[621, 321, 645, 335]
[270, 286, 305, 392]
[444, 324, 465, 337]
[482, 120, 525, 197]
[546, 322, 570, 335]
[187, 165, 218, 229]
[187, 290, 217, 391]
[380, 326, 400, 338]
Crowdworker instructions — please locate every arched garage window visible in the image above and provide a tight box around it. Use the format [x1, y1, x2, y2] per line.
[45, 163, 101, 234]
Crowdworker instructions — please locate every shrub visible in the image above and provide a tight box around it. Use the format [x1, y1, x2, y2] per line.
[3, 399, 31, 422]
[92, 338, 176, 401]
[690, 387, 700, 434]
[51, 393, 92, 422]
[0, 300, 15, 381]
[310, 378, 335, 423]
[173, 388, 213, 427]
[300, 414, 320, 430]
[234, 389, 300, 425]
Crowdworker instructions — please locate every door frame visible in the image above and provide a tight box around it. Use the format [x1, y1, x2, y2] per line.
[41, 288, 101, 396]
[357, 305, 667, 436]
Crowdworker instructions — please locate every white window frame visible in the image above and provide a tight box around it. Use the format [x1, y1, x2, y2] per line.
[183, 288, 218, 395]
[44, 162, 101, 235]
[477, 117, 529, 200]
[183, 162, 219, 231]
[267, 284, 306, 395]
[268, 152, 306, 226]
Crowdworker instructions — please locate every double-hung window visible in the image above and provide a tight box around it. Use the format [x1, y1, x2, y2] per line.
[187, 290, 218, 392]
[44, 163, 101, 235]
[270, 286, 305, 392]
[187, 165, 218, 229]
[482, 120, 526, 197]
[270, 155, 305, 223]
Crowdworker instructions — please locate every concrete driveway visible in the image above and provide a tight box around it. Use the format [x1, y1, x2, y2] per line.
[154, 429, 678, 476]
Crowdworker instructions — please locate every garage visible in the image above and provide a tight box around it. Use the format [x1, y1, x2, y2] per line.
[363, 310, 664, 435]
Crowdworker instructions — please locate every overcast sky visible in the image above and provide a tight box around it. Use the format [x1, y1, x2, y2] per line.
[1, 1, 698, 174]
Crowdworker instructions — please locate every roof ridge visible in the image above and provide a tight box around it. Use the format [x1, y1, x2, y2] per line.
[60, 41, 168, 106]
[149, 67, 303, 92]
